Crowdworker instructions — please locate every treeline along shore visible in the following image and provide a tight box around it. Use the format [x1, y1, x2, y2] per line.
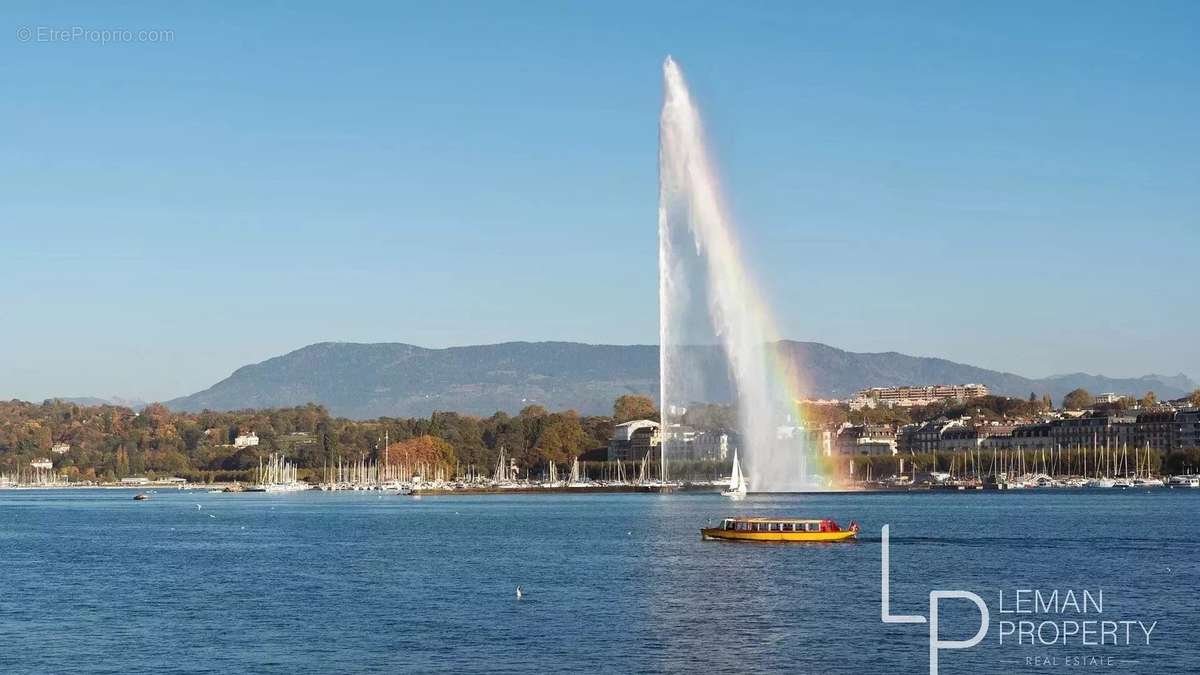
[3, 389, 1200, 486]
[0, 395, 676, 485]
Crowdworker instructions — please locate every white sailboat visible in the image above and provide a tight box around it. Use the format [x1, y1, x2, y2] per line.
[567, 457, 590, 488]
[722, 450, 747, 500]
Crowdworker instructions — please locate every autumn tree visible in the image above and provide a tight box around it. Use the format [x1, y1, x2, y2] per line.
[386, 435, 457, 474]
[519, 405, 548, 418]
[1062, 388, 1093, 410]
[684, 403, 739, 431]
[1191, 390, 1200, 407]
[1140, 391, 1158, 408]
[532, 414, 591, 466]
[613, 394, 658, 423]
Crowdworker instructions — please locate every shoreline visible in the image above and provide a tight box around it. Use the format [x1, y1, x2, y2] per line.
[2, 483, 1195, 496]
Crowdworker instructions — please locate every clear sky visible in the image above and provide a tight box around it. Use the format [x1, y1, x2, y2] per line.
[2, 1, 1197, 402]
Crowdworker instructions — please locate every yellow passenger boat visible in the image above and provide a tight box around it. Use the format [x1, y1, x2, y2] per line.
[701, 517, 859, 543]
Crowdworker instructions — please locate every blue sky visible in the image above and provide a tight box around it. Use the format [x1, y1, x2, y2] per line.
[2, 1, 1197, 402]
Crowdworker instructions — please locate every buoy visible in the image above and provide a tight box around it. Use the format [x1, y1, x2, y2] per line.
[516, 585, 524, 599]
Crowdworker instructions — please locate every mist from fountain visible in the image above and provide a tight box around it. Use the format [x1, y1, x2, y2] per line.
[658, 56, 820, 492]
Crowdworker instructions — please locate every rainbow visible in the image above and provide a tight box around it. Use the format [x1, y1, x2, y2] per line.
[659, 57, 830, 491]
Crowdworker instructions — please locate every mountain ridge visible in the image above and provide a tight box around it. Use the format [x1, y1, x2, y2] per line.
[159, 341, 1197, 419]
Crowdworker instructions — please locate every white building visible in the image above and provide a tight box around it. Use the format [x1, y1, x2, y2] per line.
[690, 431, 730, 461]
[853, 384, 989, 408]
[778, 425, 834, 457]
[51, 442, 71, 455]
[234, 432, 260, 448]
[30, 458, 53, 470]
[608, 420, 660, 462]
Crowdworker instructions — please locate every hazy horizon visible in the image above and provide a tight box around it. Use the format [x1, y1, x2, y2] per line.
[3, 2, 1197, 402]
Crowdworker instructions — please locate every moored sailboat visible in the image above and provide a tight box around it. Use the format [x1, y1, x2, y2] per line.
[721, 450, 747, 500]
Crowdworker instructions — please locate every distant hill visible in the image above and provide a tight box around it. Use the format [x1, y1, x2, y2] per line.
[162, 341, 1197, 419]
[53, 396, 147, 410]
[772, 342, 1195, 403]
[165, 342, 658, 419]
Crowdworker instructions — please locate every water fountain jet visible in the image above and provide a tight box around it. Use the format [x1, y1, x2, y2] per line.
[658, 56, 824, 492]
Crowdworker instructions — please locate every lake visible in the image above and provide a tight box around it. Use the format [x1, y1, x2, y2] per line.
[1, 488, 1197, 673]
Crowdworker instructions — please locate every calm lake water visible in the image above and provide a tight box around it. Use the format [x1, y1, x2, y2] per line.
[1, 488, 1197, 674]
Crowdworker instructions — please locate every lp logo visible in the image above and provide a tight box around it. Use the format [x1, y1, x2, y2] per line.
[880, 525, 990, 674]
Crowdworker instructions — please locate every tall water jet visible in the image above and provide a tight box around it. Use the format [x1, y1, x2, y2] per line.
[658, 56, 822, 491]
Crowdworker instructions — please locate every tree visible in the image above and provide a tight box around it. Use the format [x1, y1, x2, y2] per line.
[1191, 390, 1200, 407]
[532, 416, 590, 466]
[1140, 391, 1158, 408]
[519, 405, 548, 418]
[613, 395, 658, 423]
[387, 435, 457, 473]
[1062, 388, 1093, 410]
[684, 403, 739, 431]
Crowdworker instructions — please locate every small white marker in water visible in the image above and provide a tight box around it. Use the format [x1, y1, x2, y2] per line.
[209, 514, 216, 519]
[516, 585, 524, 599]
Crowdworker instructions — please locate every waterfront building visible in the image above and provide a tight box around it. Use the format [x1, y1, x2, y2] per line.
[982, 423, 1054, 451]
[1136, 410, 1176, 451]
[234, 432, 260, 448]
[30, 458, 52, 470]
[778, 425, 833, 458]
[1049, 414, 1137, 450]
[690, 431, 730, 461]
[940, 425, 982, 452]
[855, 439, 897, 456]
[1177, 409, 1200, 450]
[835, 423, 897, 455]
[883, 409, 1198, 456]
[608, 420, 660, 462]
[801, 428, 834, 457]
[909, 419, 963, 454]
